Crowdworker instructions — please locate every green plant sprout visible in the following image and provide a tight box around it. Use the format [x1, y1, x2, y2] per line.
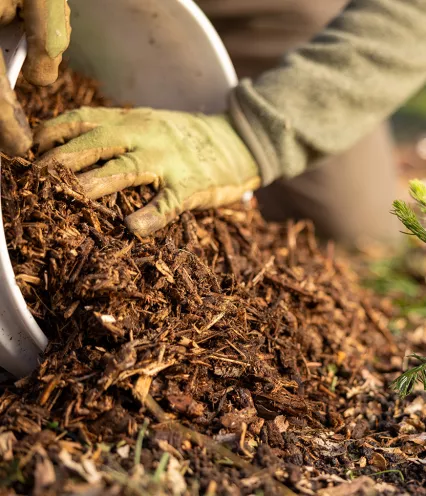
[391, 180, 426, 397]
[390, 354, 426, 398]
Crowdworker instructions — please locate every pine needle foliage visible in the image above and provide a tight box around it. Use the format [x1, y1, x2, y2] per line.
[391, 180, 426, 243]
[391, 180, 426, 398]
[390, 354, 426, 398]
[409, 179, 426, 211]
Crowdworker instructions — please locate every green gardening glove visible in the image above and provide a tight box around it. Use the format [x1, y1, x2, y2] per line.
[0, 0, 71, 86]
[0, 50, 32, 155]
[34, 107, 261, 236]
[0, 0, 71, 155]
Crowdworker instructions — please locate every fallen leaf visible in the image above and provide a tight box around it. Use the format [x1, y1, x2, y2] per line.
[274, 415, 289, 434]
[132, 375, 152, 404]
[369, 452, 387, 471]
[116, 444, 130, 459]
[407, 432, 426, 446]
[58, 450, 102, 484]
[34, 447, 56, 496]
[0, 431, 16, 461]
[166, 456, 187, 496]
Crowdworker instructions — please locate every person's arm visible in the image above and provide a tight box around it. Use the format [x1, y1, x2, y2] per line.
[34, 0, 426, 237]
[230, 0, 426, 185]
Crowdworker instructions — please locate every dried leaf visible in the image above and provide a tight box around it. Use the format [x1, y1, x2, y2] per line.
[369, 452, 388, 471]
[34, 447, 56, 495]
[166, 456, 187, 496]
[0, 431, 16, 461]
[58, 450, 102, 484]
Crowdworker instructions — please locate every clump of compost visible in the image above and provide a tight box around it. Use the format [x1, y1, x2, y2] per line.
[0, 68, 425, 496]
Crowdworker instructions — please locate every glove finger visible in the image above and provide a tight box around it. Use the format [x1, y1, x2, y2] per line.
[35, 121, 99, 153]
[34, 108, 131, 152]
[0, 51, 32, 156]
[77, 154, 159, 200]
[22, 0, 71, 86]
[125, 187, 182, 237]
[125, 176, 262, 237]
[36, 127, 128, 172]
[0, 0, 18, 25]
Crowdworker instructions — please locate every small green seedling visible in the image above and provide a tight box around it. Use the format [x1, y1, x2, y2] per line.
[391, 354, 426, 398]
[391, 180, 426, 397]
[392, 179, 426, 243]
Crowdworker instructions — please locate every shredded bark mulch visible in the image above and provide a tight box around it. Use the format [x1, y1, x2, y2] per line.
[0, 68, 425, 496]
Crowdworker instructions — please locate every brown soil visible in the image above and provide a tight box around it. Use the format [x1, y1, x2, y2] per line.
[0, 68, 425, 496]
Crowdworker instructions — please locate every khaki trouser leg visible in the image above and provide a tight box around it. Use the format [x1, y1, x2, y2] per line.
[198, 0, 400, 244]
[256, 123, 400, 244]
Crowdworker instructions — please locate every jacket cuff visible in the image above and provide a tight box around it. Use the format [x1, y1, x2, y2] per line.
[228, 89, 278, 186]
[229, 81, 308, 186]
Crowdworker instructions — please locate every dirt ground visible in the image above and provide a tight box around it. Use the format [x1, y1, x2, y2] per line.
[0, 68, 425, 496]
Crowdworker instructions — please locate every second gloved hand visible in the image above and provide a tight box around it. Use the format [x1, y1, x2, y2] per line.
[35, 107, 261, 236]
[0, 0, 71, 86]
[0, 0, 71, 155]
[0, 51, 31, 155]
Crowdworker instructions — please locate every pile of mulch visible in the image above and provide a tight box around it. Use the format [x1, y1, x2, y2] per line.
[0, 68, 425, 496]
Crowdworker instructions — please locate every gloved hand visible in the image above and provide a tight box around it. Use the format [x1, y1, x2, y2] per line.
[34, 107, 261, 236]
[0, 50, 31, 155]
[0, 0, 71, 155]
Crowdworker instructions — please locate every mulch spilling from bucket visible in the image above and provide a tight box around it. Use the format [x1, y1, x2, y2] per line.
[1, 68, 425, 496]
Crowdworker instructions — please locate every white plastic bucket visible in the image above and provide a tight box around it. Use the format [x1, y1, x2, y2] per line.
[0, 0, 237, 377]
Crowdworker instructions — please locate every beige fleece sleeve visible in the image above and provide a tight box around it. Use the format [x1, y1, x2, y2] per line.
[229, 0, 426, 185]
